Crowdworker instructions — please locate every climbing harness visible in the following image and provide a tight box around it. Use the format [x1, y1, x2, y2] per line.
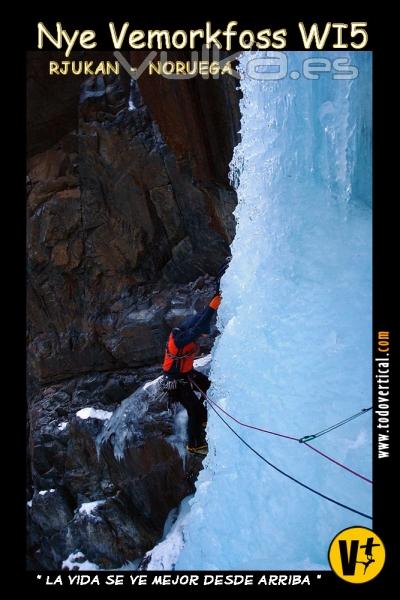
[162, 375, 193, 416]
[163, 378, 178, 391]
[164, 345, 199, 363]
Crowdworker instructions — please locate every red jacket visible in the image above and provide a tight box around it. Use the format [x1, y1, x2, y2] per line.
[162, 295, 221, 377]
[162, 334, 199, 374]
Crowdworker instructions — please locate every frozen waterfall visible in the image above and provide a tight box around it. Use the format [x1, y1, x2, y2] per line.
[161, 51, 372, 570]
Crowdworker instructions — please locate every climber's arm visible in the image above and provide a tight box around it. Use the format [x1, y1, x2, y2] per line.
[173, 294, 221, 346]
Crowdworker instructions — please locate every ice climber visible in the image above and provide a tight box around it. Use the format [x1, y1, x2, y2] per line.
[162, 292, 222, 456]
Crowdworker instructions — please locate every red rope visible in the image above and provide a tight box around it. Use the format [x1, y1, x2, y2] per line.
[303, 442, 372, 484]
[189, 379, 372, 485]
[205, 393, 298, 441]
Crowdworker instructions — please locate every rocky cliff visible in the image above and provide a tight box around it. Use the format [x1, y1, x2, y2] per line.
[26, 51, 240, 569]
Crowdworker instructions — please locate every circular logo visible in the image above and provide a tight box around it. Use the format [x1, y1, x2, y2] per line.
[328, 526, 385, 583]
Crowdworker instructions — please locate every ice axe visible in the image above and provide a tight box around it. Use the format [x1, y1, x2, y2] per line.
[215, 256, 231, 293]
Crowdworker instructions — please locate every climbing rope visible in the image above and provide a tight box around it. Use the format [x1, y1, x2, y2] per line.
[208, 395, 372, 484]
[206, 399, 372, 521]
[298, 407, 372, 443]
[189, 379, 372, 484]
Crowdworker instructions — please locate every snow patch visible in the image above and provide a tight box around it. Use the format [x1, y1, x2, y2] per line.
[78, 500, 106, 516]
[76, 407, 112, 421]
[141, 496, 193, 570]
[27, 500, 32, 508]
[194, 354, 212, 369]
[62, 551, 99, 571]
[38, 489, 55, 496]
[143, 376, 163, 391]
[58, 422, 68, 431]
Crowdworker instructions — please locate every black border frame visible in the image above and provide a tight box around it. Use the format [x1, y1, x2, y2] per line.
[17, 13, 396, 590]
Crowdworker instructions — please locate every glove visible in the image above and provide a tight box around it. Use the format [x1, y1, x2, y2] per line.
[209, 293, 222, 310]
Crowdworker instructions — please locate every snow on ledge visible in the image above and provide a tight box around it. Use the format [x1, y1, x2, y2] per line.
[38, 489, 55, 496]
[142, 495, 193, 570]
[76, 407, 112, 421]
[58, 422, 68, 431]
[62, 551, 99, 571]
[143, 375, 163, 391]
[78, 500, 106, 517]
[194, 354, 212, 369]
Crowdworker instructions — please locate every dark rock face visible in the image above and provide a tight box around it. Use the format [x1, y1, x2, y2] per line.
[129, 50, 241, 186]
[27, 51, 118, 157]
[27, 51, 239, 570]
[27, 56, 238, 384]
[27, 366, 207, 570]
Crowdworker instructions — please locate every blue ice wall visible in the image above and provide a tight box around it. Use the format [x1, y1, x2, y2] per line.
[176, 51, 372, 570]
